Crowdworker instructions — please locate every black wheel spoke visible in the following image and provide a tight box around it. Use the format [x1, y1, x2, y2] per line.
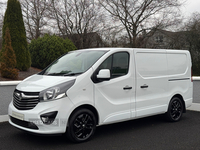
[84, 114, 90, 124]
[170, 99, 182, 120]
[171, 110, 176, 115]
[166, 97, 183, 122]
[85, 123, 93, 129]
[75, 128, 84, 137]
[70, 110, 96, 141]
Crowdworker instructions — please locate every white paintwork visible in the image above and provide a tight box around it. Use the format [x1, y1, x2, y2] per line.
[17, 74, 76, 92]
[8, 97, 75, 134]
[94, 49, 135, 124]
[135, 50, 169, 117]
[97, 69, 110, 79]
[8, 48, 193, 134]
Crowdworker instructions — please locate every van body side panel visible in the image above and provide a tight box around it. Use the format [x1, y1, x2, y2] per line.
[67, 68, 95, 108]
[93, 49, 135, 125]
[166, 50, 193, 108]
[94, 75, 133, 124]
[135, 50, 169, 117]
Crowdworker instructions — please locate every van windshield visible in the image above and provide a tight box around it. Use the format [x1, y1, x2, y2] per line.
[42, 50, 107, 76]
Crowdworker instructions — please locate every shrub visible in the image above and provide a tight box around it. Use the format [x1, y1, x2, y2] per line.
[0, 28, 18, 79]
[1, 0, 31, 71]
[29, 34, 76, 69]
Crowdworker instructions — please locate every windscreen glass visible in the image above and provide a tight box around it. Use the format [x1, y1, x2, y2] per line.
[43, 50, 107, 76]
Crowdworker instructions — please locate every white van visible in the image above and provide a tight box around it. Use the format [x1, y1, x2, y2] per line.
[8, 48, 193, 142]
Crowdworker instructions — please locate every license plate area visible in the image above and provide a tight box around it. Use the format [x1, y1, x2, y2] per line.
[12, 111, 24, 120]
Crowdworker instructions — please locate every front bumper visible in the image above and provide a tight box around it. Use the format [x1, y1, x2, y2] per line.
[8, 97, 74, 134]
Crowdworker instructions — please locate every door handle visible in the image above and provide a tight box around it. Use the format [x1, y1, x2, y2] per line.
[140, 84, 148, 88]
[123, 86, 132, 90]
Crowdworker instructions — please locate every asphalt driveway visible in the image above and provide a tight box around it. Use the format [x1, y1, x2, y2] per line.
[0, 111, 199, 150]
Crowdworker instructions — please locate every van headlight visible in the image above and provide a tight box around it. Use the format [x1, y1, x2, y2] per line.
[43, 87, 65, 101]
[39, 79, 75, 101]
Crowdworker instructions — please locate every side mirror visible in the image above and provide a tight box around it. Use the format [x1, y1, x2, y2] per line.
[97, 69, 110, 80]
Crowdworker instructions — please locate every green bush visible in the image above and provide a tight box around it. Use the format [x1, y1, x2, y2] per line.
[1, 0, 31, 71]
[29, 34, 76, 69]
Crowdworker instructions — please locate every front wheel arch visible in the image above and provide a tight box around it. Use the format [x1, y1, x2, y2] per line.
[66, 108, 97, 142]
[68, 104, 99, 126]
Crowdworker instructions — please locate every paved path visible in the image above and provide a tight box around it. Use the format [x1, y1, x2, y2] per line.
[0, 85, 15, 115]
[193, 80, 200, 103]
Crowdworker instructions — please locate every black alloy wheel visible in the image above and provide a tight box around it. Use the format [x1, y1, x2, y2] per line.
[67, 109, 97, 142]
[166, 97, 183, 122]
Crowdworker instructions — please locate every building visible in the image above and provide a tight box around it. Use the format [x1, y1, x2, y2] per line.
[144, 29, 189, 50]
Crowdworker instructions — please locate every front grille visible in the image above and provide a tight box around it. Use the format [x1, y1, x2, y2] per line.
[10, 116, 39, 130]
[13, 90, 40, 110]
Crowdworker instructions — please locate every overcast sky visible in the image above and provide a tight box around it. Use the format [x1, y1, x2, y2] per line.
[182, 0, 200, 18]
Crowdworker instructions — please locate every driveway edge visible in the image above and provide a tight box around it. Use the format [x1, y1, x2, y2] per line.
[0, 81, 22, 86]
[187, 103, 200, 112]
[0, 115, 9, 122]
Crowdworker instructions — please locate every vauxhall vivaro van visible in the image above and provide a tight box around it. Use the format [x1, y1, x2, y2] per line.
[8, 48, 193, 142]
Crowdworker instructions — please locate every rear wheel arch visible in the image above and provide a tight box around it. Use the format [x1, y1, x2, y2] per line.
[166, 95, 185, 122]
[171, 94, 186, 113]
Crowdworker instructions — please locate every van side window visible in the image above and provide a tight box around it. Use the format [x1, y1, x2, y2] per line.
[99, 55, 112, 71]
[99, 52, 129, 79]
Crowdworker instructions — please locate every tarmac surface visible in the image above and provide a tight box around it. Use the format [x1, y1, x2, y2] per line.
[0, 111, 199, 150]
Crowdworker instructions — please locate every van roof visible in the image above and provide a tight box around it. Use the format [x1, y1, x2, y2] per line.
[75, 48, 189, 53]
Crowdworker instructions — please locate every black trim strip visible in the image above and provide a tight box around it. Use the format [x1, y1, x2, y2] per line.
[168, 78, 190, 81]
[10, 116, 39, 130]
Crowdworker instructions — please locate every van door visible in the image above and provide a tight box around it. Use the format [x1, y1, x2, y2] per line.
[92, 51, 135, 124]
[135, 50, 169, 117]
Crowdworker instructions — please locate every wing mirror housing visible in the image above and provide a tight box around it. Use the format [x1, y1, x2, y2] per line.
[97, 69, 110, 81]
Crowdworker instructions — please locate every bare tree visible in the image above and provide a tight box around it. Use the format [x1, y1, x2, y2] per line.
[0, 2, 6, 50]
[50, 0, 105, 49]
[99, 0, 183, 47]
[183, 13, 200, 75]
[21, 0, 51, 41]
[0, 15, 3, 50]
[0, 2, 6, 26]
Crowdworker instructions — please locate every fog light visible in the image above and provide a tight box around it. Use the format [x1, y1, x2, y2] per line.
[40, 111, 58, 125]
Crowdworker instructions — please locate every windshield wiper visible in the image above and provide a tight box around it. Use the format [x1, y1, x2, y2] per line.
[46, 73, 66, 76]
[63, 72, 83, 76]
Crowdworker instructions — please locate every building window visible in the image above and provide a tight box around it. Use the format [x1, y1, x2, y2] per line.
[155, 35, 163, 43]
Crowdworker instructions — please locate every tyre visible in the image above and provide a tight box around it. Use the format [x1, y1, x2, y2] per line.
[66, 109, 97, 143]
[166, 97, 183, 122]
